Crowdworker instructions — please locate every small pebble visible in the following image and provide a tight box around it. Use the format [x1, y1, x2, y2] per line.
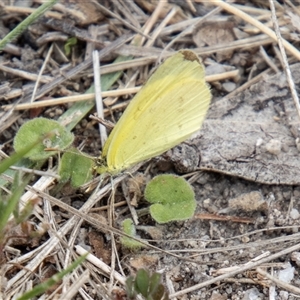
[241, 236, 250, 243]
[222, 81, 236, 92]
[243, 287, 263, 300]
[265, 139, 281, 155]
[290, 208, 300, 220]
[256, 138, 264, 147]
[278, 265, 294, 283]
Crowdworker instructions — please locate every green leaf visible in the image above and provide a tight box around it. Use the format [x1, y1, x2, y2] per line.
[149, 272, 162, 295]
[14, 118, 74, 161]
[59, 149, 94, 187]
[125, 276, 137, 299]
[120, 219, 145, 249]
[151, 284, 170, 300]
[125, 269, 170, 300]
[64, 37, 77, 56]
[135, 269, 150, 297]
[145, 174, 196, 224]
[0, 137, 45, 175]
[0, 172, 30, 237]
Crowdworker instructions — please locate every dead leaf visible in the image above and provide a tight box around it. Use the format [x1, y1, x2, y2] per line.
[199, 64, 300, 185]
[61, 0, 104, 25]
[169, 64, 300, 185]
[193, 20, 236, 61]
[88, 231, 111, 265]
[129, 254, 159, 270]
[218, 191, 268, 214]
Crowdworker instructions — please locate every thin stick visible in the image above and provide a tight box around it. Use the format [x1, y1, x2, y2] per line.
[137, 0, 166, 46]
[4, 5, 62, 19]
[163, 6, 222, 53]
[268, 0, 300, 119]
[259, 45, 280, 73]
[0, 65, 52, 83]
[145, 7, 178, 48]
[257, 267, 300, 295]
[75, 245, 125, 285]
[0, 0, 59, 51]
[200, 0, 300, 61]
[3, 71, 237, 111]
[93, 50, 107, 147]
[30, 43, 54, 103]
[170, 241, 300, 298]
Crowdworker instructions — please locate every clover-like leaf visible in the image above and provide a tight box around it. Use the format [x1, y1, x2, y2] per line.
[59, 149, 94, 187]
[14, 118, 74, 161]
[144, 174, 196, 224]
[125, 269, 170, 300]
[135, 269, 150, 297]
[125, 276, 137, 299]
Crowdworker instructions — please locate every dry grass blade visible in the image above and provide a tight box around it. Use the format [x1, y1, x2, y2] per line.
[269, 0, 300, 119]
[2, 70, 237, 111]
[200, 0, 300, 60]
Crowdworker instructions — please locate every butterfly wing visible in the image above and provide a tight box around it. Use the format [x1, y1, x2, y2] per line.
[101, 50, 211, 174]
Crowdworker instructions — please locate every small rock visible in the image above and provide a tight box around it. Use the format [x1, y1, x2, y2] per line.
[241, 236, 250, 243]
[290, 208, 300, 220]
[243, 287, 263, 300]
[222, 81, 236, 92]
[256, 138, 264, 147]
[266, 139, 281, 155]
[278, 265, 294, 283]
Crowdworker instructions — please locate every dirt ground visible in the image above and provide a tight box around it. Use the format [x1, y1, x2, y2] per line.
[1, 1, 300, 299]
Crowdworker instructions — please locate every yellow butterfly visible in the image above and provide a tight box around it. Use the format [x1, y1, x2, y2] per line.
[96, 50, 211, 175]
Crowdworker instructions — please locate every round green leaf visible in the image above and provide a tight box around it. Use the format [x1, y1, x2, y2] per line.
[59, 149, 94, 187]
[145, 174, 196, 223]
[14, 118, 74, 161]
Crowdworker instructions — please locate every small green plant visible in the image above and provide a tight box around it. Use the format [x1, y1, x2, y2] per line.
[64, 37, 78, 56]
[14, 118, 74, 161]
[14, 118, 94, 187]
[0, 173, 33, 246]
[59, 148, 93, 187]
[120, 218, 145, 249]
[0, 135, 55, 268]
[144, 174, 196, 224]
[0, 135, 88, 299]
[125, 268, 169, 300]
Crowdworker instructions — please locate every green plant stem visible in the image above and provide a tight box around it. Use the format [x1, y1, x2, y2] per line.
[0, 0, 59, 51]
